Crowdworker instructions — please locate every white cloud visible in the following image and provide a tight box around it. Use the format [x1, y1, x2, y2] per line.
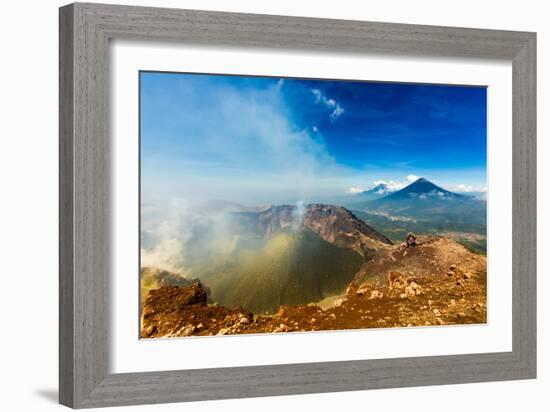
[311, 89, 322, 103]
[140, 198, 241, 276]
[141, 239, 186, 275]
[445, 183, 487, 193]
[141, 78, 343, 204]
[330, 105, 345, 122]
[291, 200, 306, 230]
[311, 88, 345, 122]
[406, 174, 420, 183]
[346, 186, 365, 194]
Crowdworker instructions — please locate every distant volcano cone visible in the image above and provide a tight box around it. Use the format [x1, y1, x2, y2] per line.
[365, 178, 485, 225]
[380, 178, 463, 201]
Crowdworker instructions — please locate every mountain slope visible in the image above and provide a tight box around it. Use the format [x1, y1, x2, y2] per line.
[377, 177, 463, 201]
[355, 183, 395, 200]
[352, 209, 487, 253]
[355, 235, 487, 285]
[334, 184, 395, 207]
[362, 178, 486, 224]
[204, 227, 364, 314]
[231, 203, 392, 255]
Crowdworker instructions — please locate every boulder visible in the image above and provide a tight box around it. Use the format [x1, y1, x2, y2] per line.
[369, 290, 384, 299]
[144, 282, 208, 312]
[345, 283, 358, 296]
[387, 271, 406, 290]
[404, 281, 422, 297]
[356, 284, 371, 295]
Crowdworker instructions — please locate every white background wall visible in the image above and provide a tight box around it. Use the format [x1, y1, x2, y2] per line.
[0, 0, 546, 411]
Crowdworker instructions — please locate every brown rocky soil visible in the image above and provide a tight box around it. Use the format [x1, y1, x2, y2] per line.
[356, 235, 486, 285]
[141, 283, 254, 338]
[141, 236, 486, 338]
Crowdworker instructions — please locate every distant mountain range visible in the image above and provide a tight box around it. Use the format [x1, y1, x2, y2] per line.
[376, 177, 464, 201]
[354, 177, 486, 224]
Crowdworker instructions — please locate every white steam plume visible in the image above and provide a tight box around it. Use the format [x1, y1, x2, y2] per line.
[291, 200, 306, 231]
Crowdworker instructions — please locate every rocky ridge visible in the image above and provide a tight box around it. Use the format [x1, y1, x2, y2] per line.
[232, 204, 393, 255]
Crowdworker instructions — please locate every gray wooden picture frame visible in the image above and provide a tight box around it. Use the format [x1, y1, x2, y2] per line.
[59, 2, 536, 409]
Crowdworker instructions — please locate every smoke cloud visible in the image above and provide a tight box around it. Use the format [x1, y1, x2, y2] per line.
[140, 198, 241, 277]
[291, 200, 306, 231]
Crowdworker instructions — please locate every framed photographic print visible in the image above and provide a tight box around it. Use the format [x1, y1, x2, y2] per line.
[59, 2, 536, 408]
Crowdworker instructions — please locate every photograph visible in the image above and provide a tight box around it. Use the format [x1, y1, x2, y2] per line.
[139, 72, 488, 339]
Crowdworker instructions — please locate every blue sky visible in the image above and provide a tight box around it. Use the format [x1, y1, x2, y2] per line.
[140, 72, 487, 205]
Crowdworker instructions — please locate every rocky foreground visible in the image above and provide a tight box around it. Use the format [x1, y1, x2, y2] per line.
[141, 237, 486, 338]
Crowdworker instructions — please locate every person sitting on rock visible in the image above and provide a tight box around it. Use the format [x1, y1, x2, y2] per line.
[406, 232, 417, 247]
